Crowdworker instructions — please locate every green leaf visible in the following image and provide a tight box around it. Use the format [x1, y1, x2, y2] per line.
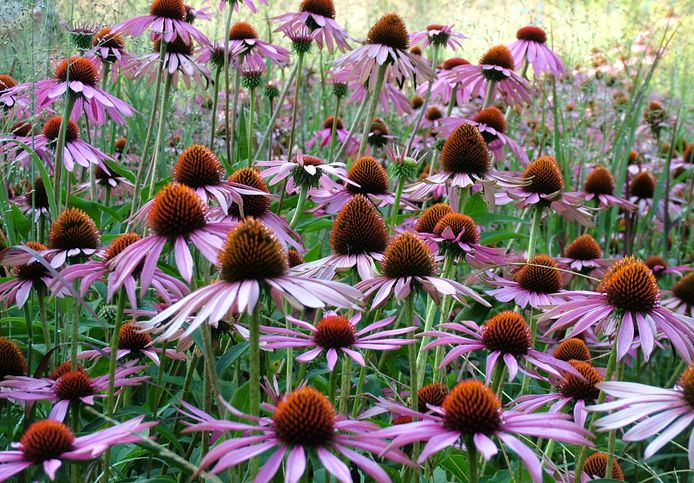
[439, 453, 469, 481]
[217, 341, 248, 375]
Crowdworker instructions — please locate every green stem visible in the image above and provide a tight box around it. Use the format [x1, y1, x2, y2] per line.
[147, 72, 174, 198]
[222, 6, 234, 166]
[37, 287, 51, 366]
[248, 309, 261, 476]
[247, 87, 256, 167]
[339, 357, 351, 414]
[357, 64, 387, 159]
[351, 357, 368, 418]
[208, 65, 222, 151]
[289, 184, 308, 228]
[228, 67, 241, 162]
[527, 206, 543, 258]
[482, 80, 496, 108]
[53, 93, 77, 211]
[326, 96, 342, 162]
[331, 94, 368, 164]
[445, 85, 457, 117]
[254, 62, 299, 160]
[286, 51, 305, 163]
[69, 288, 80, 370]
[404, 45, 438, 156]
[467, 435, 479, 483]
[22, 304, 33, 374]
[403, 297, 418, 412]
[328, 365, 337, 404]
[388, 175, 406, 227]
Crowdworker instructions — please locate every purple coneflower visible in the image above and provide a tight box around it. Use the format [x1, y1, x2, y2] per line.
[6, 57, 134, 125]
[218, 0, 266, 13]
[128, 37, 210, 87]
[375, 380, 593, 482]
[422, 311, 581, 382]
[410, 24, 467, 51]
[0, 416, 155, 481]
[110, 182, 234, 286]
[305, 117, 357, 154]
[228, 21, 290, 65]
[347, 80, 413, 117]
[486, 254, 569, 309]
[0, 337, 27, 380]
[441, 45, 531, 105]
[258, 152, 349, 194]
[505, 155, 594, 226]
[77, 322, 187, 366]
[507, 26, 564, 77]
[87, 27, 134, 80]
[262, 312, 415, 370]
[356, 232, 489, 309]
[273, 0, 351, 53]
[0, 242, 52, 308]
[567, 166, 635, 211]
[0, 361, 148, 421]
[662, 272, 694, 317]
[75, 165, 135, 201]
[296, 194, 388, 280]
[644, 255, 693, 278]
[0, 74, 19, 109]
[513, 359, 603, 427]
[51, 233, 188, 309]
[112, 0, 210, 45]
[541, 257, 694, 362]
[587, 361, 694, 468]
[419, 57, 472, 107]
[137, 218, 361, 342]
[557, 234, 611, 272]
[333, 13, 435, 87]
[13, 116, 111, 172]
[180, 386, 412, 481]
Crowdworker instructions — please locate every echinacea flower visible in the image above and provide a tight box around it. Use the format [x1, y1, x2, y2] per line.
[44, 208, 101, 267]
[507, 26, 564, 77]
[356, 232, 489, 309]
[0, 74, 19, 109]
[628, 170, 657, 214]
[10, 116, 111, 172]
[77, 322, 187, 366]
[261, 312, 415, 370]
[75, 165, 135, 201]
[0, 337, 28, 380]
[305, 117, 357, 154]
[662, 272, 694, 317]
[375, 380, 593, 482]
[486, 254, 569, 309]
[15, 177, 51, 221]
[557, 234, 611, 272]
[346, 79, 413, 117]
[441, 45, 531, 105]
[438, 107, 529, 164]
[333, 13, 435, 88]
[257, 152, 350, 194]
[311, 156, 397, 213]
[0, 242, 52, 308]
[587, 361, 694, 468]
[418, 57, 472, 107]
[50, 233, 188, 309]
[541, 257, 694, 362]
[180, 386, 413, 481]
[409, 24, 467, 51]
[644, 255, 693, 278]
[112, 0, 210, 46]
[425, 212, 506, 268]
[216, 167, 301, 249]
[408, 123, 518, 206]
[137, 218, 362, 342]
[0, 361, 148, 421]
[110, 182, 235, 287]
[227, 21, 290, 65]
[296, 194, 388, 280]
[5, 57, 134, 125]
[87, 27, 134, 79]
[513, 359, 603, 427]
[506, 155, 594, 226]
[422, 311, 581, 383]
[0, 416, 155, 481]
[273, 0, 352, 53]
[129, 37, 210, 87]
[567, 166, 635, 211]
[218, 0, 267, 13]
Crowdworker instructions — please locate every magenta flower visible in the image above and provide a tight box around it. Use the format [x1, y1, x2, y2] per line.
[0, 241, 52, 308]
[112, 0, 210, 46]
[587, 363, 694, 468]
[507, 26, 564, 77]
[356, 232, 489, 309]
[257, 151, 349, 194]
[504, 155, 594, 227]
[0, 361, 148, 422]
[332, 14, 435, 88]
[347, 79, 413, 116]
[422, 311, 581, 383]
[441, 45, 531, 105]
[513, 359, 603, 427]
[10, 116, 111, 172]
[137, 219, 361, 342]
[180, 386, 413, 481]
[541, 257, 694, 362]
[50, 232, 189, 310]
[218, 0, 267, 13]
[0, 416, 155, 481]
[272, 0, 351, 53]
[74, 165, 135, 201]
[127, 37, 210, 87]
[375, 380, 593, 482]
[662, 273, 694, 317]
[566, 166, 636, 211]
[486, 254, 569, 309]
[86, 27, 134, 81]
[418, 57, 473, 107]
[5, 57, 134, 125]
[228, 21, 290, 65]
[77, 321, 187, 366]
[261, 312, 416, 370]
[110, 183, 235, 288]
[409, 24, 467, 51]
[305, 118, 358, 155]
[556, 234, 611, 273]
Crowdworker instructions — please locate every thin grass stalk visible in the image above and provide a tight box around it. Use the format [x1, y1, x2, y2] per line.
[357, 64, 387, 159]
